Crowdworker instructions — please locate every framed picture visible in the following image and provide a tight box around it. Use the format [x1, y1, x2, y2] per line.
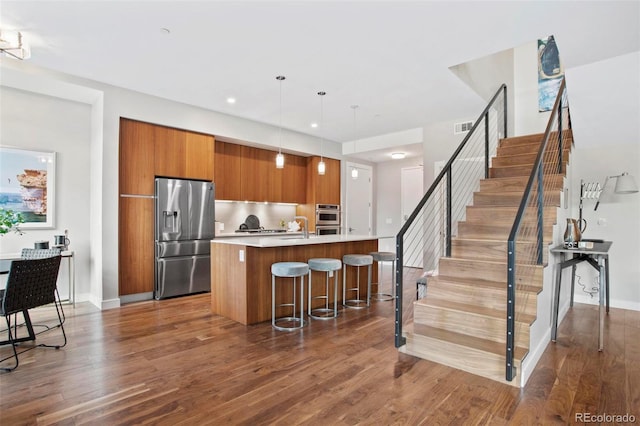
[0, 146, 56, 229]
[538, 35, 564, 112]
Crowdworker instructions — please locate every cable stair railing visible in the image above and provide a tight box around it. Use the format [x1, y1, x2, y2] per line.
[395, 84, 507, 348]
[506, 78, 570, 381]
[394, 79, 571, 384]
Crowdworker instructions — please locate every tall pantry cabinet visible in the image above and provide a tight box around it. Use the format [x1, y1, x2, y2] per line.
[118, 118, 215, 296]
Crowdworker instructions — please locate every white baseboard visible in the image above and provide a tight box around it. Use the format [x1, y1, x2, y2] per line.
[573, 294, 640, 312]
[100, 298, 120, 310]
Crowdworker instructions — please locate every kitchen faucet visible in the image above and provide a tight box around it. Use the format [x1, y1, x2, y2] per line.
[294, 216, 309, 239]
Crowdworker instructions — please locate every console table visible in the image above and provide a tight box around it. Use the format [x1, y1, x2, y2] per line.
[550, 241, 612, 351]
[0, 251, 75, 306]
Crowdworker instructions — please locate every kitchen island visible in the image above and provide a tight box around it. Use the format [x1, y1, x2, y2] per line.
[210, 235, 380, 325]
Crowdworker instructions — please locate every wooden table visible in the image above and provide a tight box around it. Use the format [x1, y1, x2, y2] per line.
[550, 241, 612, 351]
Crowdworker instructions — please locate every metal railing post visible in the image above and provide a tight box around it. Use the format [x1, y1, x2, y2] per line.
[446, 168, 452, 257]
[503, 85, 508, 138]
[558, 97, 564, 174]
[506, 240, 516, 382]
[395, 236, 405, 347]
[484, 112, 490, 179]
[537, 164, 544, 265]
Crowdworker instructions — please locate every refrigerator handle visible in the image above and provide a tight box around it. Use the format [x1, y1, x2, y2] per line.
[163, 211, 179, 232]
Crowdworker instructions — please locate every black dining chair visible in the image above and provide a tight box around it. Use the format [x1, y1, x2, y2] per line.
[21, 248, 65, 322]
[0, 256, 67, 372]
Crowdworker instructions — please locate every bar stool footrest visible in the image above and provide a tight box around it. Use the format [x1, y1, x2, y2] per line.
[372, 292, 393, 301]
[273, 317, 307, 331]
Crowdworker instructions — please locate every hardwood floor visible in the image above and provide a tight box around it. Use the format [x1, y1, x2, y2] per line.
[1, 273, 639, 425]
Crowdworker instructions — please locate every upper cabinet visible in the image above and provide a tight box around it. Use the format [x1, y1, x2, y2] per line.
[119, 118, 156, 195]
[306, 156, 341, 205]
[214, 141, 242, 200]
[214, 141, 307, 204]
[155, 125, 214, 181]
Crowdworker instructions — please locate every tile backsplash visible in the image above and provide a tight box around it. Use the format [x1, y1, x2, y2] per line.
[215, 202, 297, 232]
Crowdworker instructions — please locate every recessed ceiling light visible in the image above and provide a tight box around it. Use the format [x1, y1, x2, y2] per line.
[310, 123, 318, 128]
[226, 97, 236, 104]
[391, 152, 406, 160]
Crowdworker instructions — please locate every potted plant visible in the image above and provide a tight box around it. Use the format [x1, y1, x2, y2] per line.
[0, 208, 25, 236]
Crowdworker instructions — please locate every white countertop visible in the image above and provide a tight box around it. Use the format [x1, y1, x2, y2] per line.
[215, 231, 303, 239]
[211, 234, 382, 248]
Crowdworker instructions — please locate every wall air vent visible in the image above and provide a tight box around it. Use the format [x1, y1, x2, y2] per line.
[454, 121, 474, 135]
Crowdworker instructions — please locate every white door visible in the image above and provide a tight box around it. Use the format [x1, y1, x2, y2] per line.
[345, 163, 372, 235]
[401, 166, 424, 268]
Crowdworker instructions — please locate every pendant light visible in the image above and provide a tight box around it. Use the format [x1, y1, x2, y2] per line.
[351, 105, 359, 179]
[275, 75, 285, 169]
[317, 91, 326, 175]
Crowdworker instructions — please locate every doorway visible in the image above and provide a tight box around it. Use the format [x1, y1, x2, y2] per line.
[345, 162, 372, 236]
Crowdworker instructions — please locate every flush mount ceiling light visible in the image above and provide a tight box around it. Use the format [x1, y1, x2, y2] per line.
[391, 152, 406, 160]
[317, 91, 326, 175]
[351, 105, 359, 179]
[0, 29, 31, 60]
[226, 97, 236, 104]
[275, 75, 286, 169]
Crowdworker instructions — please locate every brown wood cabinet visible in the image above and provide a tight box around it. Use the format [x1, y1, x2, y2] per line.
[119, 119, 156, 195]
[119, 197, 155, 295]
[119, 118, 215, 297]
[298, 156, 341, 231]
[155, 125, 214, 181]
[281, 154, 307, 204]
[307, 156, 341, 205]
[214, 141, 242, 200]
[214, 141, 307, 203]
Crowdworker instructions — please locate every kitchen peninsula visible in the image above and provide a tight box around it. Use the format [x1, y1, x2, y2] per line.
[211, 235, 380, 325]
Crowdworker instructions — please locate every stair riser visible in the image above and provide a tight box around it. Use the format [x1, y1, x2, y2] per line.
[400, 332, 521, 386]
[438, 257, 543, 283]
[473, 191, 560, 207]
[457, 223, 553, 241]
[465, 206, 557, 224]
[479, 175, 564, 192]
[499, 130, 572, 148]
[492, 150, 570, 168]
[497, 140, 572, 156]
[427, 279, 538, 316]
[451, 239, 548, 264]
[414, 304, 530, 346]
[490, 164, 569, 179]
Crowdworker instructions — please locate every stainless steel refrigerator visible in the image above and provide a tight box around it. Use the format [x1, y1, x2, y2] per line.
[155, 177, 215, 300]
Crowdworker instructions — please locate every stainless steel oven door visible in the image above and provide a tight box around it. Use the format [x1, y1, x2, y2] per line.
[315, 209, 340, 226]
[316, 226, 341, 236]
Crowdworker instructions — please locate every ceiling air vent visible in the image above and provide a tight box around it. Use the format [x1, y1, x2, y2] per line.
[454, 121, 473, 135]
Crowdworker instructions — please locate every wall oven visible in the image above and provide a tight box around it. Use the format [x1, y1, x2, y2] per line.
[315, 204, 340, 226]
[316, 226, 341, 236]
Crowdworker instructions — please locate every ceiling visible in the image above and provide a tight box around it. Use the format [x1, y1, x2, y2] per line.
[1, 1, 638, 162]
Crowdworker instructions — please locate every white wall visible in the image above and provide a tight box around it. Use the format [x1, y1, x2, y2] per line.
[564, 51, 640, 310]
[1, 59, 345, 309]
[0, 86, 92, 301]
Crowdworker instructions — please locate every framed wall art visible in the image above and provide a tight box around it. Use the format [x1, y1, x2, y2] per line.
[538, 35, 564, 112]
[0, 146, 56, 229]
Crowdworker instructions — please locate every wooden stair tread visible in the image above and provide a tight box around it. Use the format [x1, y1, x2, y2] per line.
[429, 275, 541, 293]
[410, 323, 529, 360]
[415, 297, 537, 325]
[444, 256, 544, 269]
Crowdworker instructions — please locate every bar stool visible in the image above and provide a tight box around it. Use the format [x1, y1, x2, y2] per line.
[342, 254, 373, 309]
[307, 258, 342, 320]
[271, 262, 309, 331]
[369, 251, 395, 301]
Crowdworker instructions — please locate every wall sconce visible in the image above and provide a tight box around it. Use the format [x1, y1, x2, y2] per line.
[591, 172, 638, 211]
[0, 29, 31, 60]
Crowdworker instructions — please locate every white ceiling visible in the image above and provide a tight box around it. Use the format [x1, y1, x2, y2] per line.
[1, 1, 638, 161]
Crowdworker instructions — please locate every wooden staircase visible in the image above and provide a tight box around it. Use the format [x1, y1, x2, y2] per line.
[399, 132, 572, 386]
